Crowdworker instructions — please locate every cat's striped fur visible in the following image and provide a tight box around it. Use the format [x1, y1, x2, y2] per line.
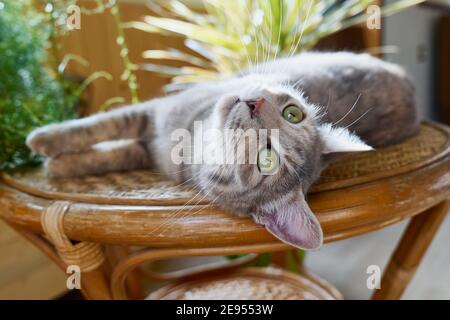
[27, 52, 419, 249]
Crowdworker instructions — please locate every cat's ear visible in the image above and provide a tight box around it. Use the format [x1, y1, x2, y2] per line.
[256, 192, 323, 250]
[318, 123, 373, 154]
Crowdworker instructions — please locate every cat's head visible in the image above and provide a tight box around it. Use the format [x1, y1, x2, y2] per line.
[203, 77, 372, 250]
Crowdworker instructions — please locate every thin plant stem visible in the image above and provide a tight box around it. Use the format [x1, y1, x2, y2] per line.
[110, 1, 140, 104]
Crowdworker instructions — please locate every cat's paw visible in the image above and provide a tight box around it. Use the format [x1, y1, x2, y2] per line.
[26, 127, 62, 158]
[45, 157, 74, 178]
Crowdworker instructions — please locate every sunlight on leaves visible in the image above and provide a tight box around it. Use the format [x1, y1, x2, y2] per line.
[136, 0, 424, 89]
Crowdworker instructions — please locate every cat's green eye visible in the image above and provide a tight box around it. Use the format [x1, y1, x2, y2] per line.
[282, 105, 304, 124]
[257, 148, 279, 175]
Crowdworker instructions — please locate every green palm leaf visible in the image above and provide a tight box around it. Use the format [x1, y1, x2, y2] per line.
[136, 0, 424, 87]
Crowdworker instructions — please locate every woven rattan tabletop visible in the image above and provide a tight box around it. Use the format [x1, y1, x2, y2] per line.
[147, 267, 343, 300]
[0, 121, 449, 247]
[2, 122, 448, 206]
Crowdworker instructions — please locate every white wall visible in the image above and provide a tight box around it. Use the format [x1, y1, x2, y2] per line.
[383, 2, 445, 120]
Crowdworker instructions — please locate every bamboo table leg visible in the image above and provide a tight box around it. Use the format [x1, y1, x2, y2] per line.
[80, 267, 112, 300]
[105, 245, 144, 299]
[372, 200, 449, 300]
[7, 222, 112, 299]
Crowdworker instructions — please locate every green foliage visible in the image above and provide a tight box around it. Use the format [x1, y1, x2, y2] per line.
[0, 1, 78, 170]
[252, 253, 272, 267]
[226, 253, 272, 267]
[134, 0, 425, 88]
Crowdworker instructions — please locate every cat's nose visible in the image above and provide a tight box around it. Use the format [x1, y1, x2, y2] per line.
[245, 98, 265, 115]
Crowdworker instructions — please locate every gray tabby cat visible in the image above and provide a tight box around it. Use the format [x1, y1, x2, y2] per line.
[27, 52, 420, 250]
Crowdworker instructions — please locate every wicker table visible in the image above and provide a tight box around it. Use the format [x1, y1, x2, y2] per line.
[0, 122, 449, 300]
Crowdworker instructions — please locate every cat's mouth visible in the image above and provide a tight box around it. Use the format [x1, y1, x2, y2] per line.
[219, 95, 263, 132]
[233, 99, 261, 122]
[234, 98, 265, 119]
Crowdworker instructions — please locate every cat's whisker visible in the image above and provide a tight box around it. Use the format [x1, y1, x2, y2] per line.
[171, 175, 196, 188]
[314, 112, 328, 123]
[147, 165, 224, 235]
[285, 32, 300, 67]
[178, 187, 225, 221]
[333, 93, 362, 126]
[150, 166, 192, 176]
[152, 163, 227, 232]
[291, 77, 305, 89]
[284, 161, 301, 179]
[275, 3, 303, 76]
[170, 165, 228, 222]
[288, 0, 314, 59]
[343, 107, 374, 130]
[324, 89, 332, 115]
[183, 189, 223, 217]
[285, 158, 308, 178]
[148, 189, 207, 235]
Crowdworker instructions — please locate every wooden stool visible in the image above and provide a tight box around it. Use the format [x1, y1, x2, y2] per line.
[147, 266, 342, 300]
[0, 121, 449, 300]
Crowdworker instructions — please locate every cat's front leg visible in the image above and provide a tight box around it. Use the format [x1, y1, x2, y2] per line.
[27, 103, 154, 158]
[46, 140, 152, 177]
